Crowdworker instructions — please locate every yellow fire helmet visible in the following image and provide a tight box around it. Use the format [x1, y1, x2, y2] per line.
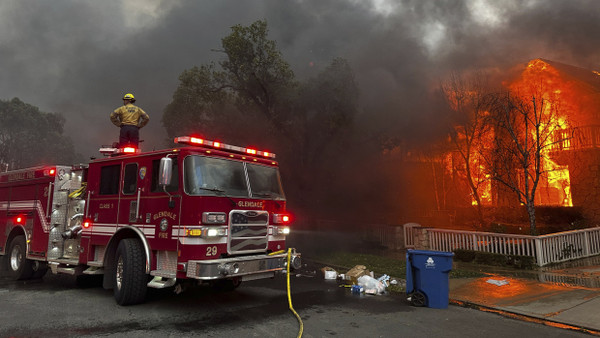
[123, 93, 135, 100]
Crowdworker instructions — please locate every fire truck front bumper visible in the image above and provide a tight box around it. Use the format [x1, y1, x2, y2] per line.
[186, 251, 301, 281]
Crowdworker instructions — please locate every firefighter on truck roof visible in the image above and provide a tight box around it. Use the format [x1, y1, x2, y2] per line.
[110, 93, 149, 148]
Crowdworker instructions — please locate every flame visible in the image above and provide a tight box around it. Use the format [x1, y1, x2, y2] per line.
[443, 59, 597, 207]
[508, 59, 574, 206]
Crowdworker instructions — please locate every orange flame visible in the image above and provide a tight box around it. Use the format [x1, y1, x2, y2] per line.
[508, 59, 574, 206]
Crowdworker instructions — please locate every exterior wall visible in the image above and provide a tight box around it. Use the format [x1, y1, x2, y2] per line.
[565, 148, 600, 224]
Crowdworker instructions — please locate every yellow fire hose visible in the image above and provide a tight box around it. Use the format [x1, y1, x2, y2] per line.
[287, 248, 303, 338]
[268, 248, 303, 337]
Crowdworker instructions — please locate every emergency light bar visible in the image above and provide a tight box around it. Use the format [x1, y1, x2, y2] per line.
[174, 136, 276, 159]
[99, 147, 142, 156]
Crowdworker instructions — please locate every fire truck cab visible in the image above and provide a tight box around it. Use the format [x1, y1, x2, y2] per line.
[0, 136, 300, 305]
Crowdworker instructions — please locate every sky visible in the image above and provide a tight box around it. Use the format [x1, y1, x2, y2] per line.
[1, 0, 599, 159]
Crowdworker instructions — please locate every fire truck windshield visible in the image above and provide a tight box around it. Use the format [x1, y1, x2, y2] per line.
[183, 155, 284, 200]
[247, 163, 285, 200]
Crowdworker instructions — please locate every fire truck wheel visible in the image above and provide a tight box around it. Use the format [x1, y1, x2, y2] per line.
[113, 239, 148, 305]
[7, 235, 34, 280]
[212, 277, 242, 292]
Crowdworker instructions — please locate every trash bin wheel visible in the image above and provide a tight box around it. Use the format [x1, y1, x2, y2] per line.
[411, 291, 426, 307]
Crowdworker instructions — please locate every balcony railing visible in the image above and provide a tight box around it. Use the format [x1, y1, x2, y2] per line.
[550, 125, 600, 151]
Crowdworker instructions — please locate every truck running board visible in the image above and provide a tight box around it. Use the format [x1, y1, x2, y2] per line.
[49, 262, 84, 275]
[147, 276, 177, 289]
[83, 267, 104, 275]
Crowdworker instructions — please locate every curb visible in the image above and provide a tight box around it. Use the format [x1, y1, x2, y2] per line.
[450, 298, 600, 337]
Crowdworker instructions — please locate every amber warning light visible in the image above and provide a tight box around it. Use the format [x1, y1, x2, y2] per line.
[174, 136, 276, 159]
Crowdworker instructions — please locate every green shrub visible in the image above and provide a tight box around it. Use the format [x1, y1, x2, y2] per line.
[453, 249, 476, 262]
[474, 251, 508, 266]
[507, 255, 535, 270]
[456, 251, 536, 270]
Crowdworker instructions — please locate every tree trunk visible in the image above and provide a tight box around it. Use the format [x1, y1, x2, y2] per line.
[526, 201, 537, 235]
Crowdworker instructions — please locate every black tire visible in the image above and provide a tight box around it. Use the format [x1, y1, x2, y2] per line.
[113, 239, 148, 305]
[31, 261, 48, 279]
[212, 277, 242, 292]
[7, 235, 33, 280]
[411, 291, 427, 307]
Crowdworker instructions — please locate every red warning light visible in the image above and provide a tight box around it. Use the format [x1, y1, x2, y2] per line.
[82, 219, 92, 229]
[273, 213, 292, 224]
[49, 168, 56, 176]
[123, 147, 136, 153]
[14, 215, 26, 225]
[173, 136, 277, 159]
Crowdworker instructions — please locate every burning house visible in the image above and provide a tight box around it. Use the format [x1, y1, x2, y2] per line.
[538, 59, 600, 223]
[470, 59, 600, 225]
[390, 59, 600, 229]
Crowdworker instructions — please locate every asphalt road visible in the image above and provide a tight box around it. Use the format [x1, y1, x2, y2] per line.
[0, 258, 591, 338]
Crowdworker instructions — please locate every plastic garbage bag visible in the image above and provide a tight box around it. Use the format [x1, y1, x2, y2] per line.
[357, 275, 386, 295]
[377, 274, 391, 286]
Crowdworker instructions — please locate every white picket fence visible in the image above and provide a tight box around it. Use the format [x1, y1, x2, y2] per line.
[404, 224, 600, 266]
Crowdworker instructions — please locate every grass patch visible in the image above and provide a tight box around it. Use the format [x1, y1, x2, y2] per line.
[316, 252, 406, 278]
[313, 251, 484, 280]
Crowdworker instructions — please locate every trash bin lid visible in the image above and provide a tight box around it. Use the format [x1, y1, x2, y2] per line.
[407, 249, 454, 257]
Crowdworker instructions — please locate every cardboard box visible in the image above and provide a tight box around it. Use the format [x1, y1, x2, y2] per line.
[321, 266, 337, 280]
[345, 265, 370, 285]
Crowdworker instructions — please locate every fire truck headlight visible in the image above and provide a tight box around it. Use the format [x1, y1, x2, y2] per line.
[200, 226, 227, 238]
[270, 226, 290, 236]
[202, 212, 227, 224]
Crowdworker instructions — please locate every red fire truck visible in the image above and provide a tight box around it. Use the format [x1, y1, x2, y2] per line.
[0, 136, 300, 305]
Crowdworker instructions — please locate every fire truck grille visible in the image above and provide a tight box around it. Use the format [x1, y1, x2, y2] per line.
[228, 210, 268, 254]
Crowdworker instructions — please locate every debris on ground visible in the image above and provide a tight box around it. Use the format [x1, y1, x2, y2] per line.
[321, 267, 337, 280]
[345, 265, 370, 284]
[486, 278, 510, 286]
[357, 275, 387, 295]
[377, 274, 391, 286]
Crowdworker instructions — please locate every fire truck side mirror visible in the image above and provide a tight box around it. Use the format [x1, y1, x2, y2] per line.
[159, 157, 173, 187]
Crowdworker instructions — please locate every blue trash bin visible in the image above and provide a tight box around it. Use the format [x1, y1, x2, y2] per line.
[406, 249, 454, 309]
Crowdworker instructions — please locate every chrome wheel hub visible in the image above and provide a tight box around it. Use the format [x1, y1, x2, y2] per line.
[10, 244, 23, 272]
[116, 256, 124, 290]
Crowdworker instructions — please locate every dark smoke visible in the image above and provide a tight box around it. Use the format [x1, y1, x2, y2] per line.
[1, 0, 599, 156]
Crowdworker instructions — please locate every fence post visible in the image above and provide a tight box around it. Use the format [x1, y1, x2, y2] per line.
[414, 228, 430, 250]
[472, 233, 478, 251]
[583, 230, 591, 256]
[403, 223, 421, 249]
[534, 237, 544, 266]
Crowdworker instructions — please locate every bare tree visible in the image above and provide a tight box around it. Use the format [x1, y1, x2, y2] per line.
[487, 88, 570, 235]
[441, 72, 495, 227]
